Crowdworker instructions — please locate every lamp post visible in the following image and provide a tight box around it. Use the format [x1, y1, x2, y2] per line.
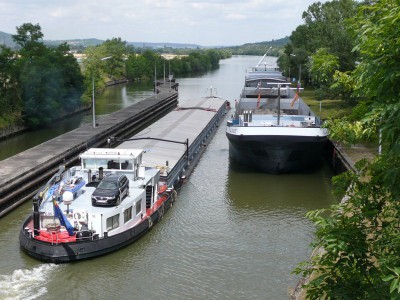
[167, 59, 173, 91]
[168, 60, 171, 90]
[92, 74, 95, 128]
[154, 59, 157, 97]
[92, 56, 112, 128]
[290, 54, 301, 89]
[299, 64, 302, 86]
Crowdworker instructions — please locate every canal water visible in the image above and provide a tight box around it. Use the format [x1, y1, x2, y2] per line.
[0, 56, 336, 299]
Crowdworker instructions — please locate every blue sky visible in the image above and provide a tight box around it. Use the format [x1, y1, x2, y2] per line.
[0, 0, 323, 46]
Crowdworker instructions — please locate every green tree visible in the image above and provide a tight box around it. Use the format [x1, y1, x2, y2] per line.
[330, 70, 356, 103]
[82, 45, 116, 104]
[52, 43, 84, 113]
[125, 49, 225, 82]
[309, 48, 339, 89]
[308, 48, 340, 99]
[0, 45, 22, 128]
[279, 0, 358, 87]
[12, 23, 43, 49]
[296, 1, 400, 298]
[126, 52, 152, 81]
[101, 37, 127, 80]
[299, 0, 358, 71]
[13, 23, 84, 127]
[206, 49, 222, 69]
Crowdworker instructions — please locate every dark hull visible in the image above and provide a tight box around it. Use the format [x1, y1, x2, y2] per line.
[227, 133, 327, 174]
[19, 195, 175, 263]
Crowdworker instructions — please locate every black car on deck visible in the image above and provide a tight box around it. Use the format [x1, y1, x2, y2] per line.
[91, 174, 129, 206]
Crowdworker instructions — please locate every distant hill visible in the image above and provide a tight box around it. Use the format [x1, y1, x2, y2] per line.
[0, 30, 288, 53]
[0, 31, 17, 48]
[0, 31, 105, 49]
[127, 42, 202, 49]
[223, 37, 290, 56]
[0, 31, 202, 50]
[45, 38, 104, 47]
[242, 36, 290, 48]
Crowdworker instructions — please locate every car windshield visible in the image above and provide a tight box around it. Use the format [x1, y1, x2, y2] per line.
[98, 181, 118, 190]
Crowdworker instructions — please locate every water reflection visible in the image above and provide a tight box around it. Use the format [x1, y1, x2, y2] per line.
[226, 159, 335, 212]
[95, 81, 154, 115]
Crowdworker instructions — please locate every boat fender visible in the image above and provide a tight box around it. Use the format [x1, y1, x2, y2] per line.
[158, 204, 164, 222]
[57, 181, 65, 194]
[73, 213, 81, 230]
[148, 217, 153, 229]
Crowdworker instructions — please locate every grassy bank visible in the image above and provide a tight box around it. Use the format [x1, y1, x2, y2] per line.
[300, 88, 353, 120]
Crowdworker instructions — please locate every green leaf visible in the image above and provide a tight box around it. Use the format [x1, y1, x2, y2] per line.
[390, 278, 399, 294]
[383, 275, 396, 282]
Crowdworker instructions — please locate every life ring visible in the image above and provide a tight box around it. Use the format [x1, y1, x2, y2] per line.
[74, 211, 86, 223]
[74, 212, 82, 221]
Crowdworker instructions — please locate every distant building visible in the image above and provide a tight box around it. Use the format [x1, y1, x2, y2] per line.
[161, 54, 188, 60]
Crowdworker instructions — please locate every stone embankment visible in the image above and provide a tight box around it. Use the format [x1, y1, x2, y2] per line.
[0, 125, 26, 140]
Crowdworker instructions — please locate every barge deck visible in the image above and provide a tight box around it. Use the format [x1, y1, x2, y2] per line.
[113, 95, 229, 188]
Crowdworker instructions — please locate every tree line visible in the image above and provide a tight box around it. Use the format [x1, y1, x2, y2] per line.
[81, 38, 230, 104]
[280, 1, 400, 299]
[0, 24, 230, 130]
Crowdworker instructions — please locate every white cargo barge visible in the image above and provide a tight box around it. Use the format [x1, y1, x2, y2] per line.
[114, 93, 229, 188]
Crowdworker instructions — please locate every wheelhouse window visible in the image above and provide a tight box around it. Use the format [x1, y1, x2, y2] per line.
[124, 207, 133, 223]
[82, 158, 108, 170]
[106, 214, 120, 231]
[136, 200, 142, 215]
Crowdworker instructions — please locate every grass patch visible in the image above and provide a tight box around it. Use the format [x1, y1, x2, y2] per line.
[300, 88, 353, 120]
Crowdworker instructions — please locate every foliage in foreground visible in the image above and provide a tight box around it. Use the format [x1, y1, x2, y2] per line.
[295, 156, 400, 299]
[295, 1, 400, 299]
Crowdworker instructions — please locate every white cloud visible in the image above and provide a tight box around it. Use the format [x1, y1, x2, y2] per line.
[225, 13, 248, 21]
[0, 0, 324, 46]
